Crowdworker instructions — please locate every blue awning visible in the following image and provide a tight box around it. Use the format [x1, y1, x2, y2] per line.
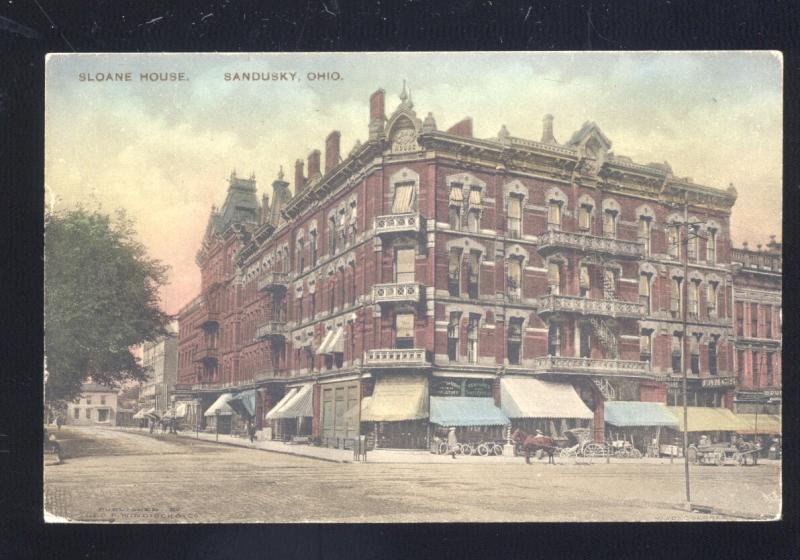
[228, 390, 257, 419]
[430, 397, 509, 427]
[604, 401, 678, 428]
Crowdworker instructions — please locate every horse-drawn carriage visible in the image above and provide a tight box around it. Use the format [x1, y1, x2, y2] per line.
[431, 432, 505, 456]
[688, 441, 761, 466]
[557, 428, 609, 460]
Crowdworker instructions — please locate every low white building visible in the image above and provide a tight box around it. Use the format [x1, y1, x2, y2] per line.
[66, 383, 119, 426]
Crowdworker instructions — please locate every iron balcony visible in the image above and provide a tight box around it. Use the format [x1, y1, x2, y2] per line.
[536, 294, 645, 319]
[524, 355, 653, 378]
[374, 213, 422, 236]
[363, 348, 430, 368]
[255, 320, 288, 340]
[372, 282, 423, 304]
[537, 230, 644, 259]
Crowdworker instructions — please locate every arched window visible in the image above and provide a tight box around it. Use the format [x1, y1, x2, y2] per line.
[547, 200, 562, 230]
[547, 261, 561, 295]
[507, 257, 523, 299]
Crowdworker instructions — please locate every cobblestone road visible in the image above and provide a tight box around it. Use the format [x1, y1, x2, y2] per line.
[44, 427, 782, 523]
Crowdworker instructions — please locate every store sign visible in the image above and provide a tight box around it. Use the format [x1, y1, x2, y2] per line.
[763, 390, 782, 398]
[431, 378, 462, 397]
[464, 379, 493, 398]
[701, 377, 736, 388]
[734, 391, 770, 403]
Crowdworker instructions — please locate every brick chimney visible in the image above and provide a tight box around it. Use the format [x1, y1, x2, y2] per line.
[294, 159, 305, 194]
[368, 89, 386, 141]
[446, 118, 473, 137]
[325, 131, 341, 173]
[308, 149, 321, 178]
[541, 114, 556, 144]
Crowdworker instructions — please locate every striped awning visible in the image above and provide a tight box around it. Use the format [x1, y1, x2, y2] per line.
[204, 393, 234, 417]
[361, 376, 428, 422]
[666, 406, 750, 432]
[267, 384, 313, 420]
[735, 414, 782, 435]
[604, 401, 678, 428]
[500, 377, 594, 420]
[319, 327, 344, 355]
[229, 389, 257, 419]
[316, 328, 335, 354]
[430, 397, 509, 427]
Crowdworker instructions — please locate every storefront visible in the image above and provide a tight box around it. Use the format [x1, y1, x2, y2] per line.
[665, 406, 749, 446]
[429, 395, 509, 444]
[203, 393, 234, 434]
[499, 377, 594, 439]
[320, 380, 360, 448]
[603, 401, 679, 456]
[266, 384, 313, 441]
[361, 375, 428, 449]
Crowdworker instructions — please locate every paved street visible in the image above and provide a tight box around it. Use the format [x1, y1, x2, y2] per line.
[44, 426, 782, 523]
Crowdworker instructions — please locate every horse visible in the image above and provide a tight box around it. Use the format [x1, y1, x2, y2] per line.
[512, 428, 557, 465]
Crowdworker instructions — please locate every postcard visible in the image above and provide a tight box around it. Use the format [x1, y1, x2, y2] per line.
[44, 52, 782, 523]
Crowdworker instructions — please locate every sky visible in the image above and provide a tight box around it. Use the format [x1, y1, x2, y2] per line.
[45, 52, 783, 315]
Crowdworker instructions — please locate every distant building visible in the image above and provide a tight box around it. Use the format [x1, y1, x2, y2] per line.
[66, 382, 119, 426]
[140, 322, 179, 414]
[731, 237, 782, 415]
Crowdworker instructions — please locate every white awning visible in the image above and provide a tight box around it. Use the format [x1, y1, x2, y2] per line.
[266, 387, 299, 420]
[361, 376, 428, 422]
[500, 377, 594, 420]
[273, 384, 314, 419]
[322, 327, 344, 355]
[204, 393, 234, 417]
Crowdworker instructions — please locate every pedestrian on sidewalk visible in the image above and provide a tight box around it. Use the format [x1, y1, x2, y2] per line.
[247, 420, 256, 444]
[56, 415, 63, 431]
[448, 427, 458, 459]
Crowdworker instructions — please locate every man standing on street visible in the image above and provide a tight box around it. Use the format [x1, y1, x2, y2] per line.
[247, 420, 256, 444]
[448, 427, 458, 459]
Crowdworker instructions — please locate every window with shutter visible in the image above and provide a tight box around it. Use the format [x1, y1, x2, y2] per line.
[547, 202, 562, 229]
[391, 182, 415, 213]
[449, 183, 464, 204]
[448, 249, 461, 296]
[468, 187, 482, 207]
[395, 248, 416, 283]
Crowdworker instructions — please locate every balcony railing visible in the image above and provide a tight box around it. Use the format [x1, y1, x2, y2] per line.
[372, 282, 422, 304]
[536, 294, 645, 319]
[537, 230, 644, 259]
[257, 271, 290, 293]
[193, 347, 218, 363]
[255, 320, 287, 340]
[527, 355, 652, 377]
[374, 213, 422, 236]
[196, 308, 220, 329]
[363, 348, 430, 368]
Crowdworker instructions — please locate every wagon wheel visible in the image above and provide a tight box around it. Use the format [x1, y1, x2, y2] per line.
[630, 449, 642, 459]
[438, 442, 448, 455]
[583, 443, 606, 457]
[733, 452, 745, 466]
[493, 443, 505, 456]
[477, 443, 490, 457]
[453, 443, 463, 455]
[461, 443, 472, 456]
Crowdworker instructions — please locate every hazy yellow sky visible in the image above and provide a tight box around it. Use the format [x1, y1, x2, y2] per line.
[45, 52, 782, 315]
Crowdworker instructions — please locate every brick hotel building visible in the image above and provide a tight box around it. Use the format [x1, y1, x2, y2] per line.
[174, 85, 770, 449]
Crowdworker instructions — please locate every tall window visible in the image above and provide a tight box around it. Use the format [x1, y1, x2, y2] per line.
[507, 318, 523, 365]
[395, 247, 415, 283]
[447, 312, 460, 362]
[448, 248, 461, 296]
[640, 330, 652, 362]
[688, 230, 698, 262]
[639, 273, 651, 313]
[74, 408, 80, 419]
[668, 225, 680, 259]
[688, 281, 700, 319]
[448, 206, 461, 230]
[467, 251, 480, 299]
[507, 258, 522, 299]
[449, 184, 463, 229]
[507, 196, 522, 238]
[690, 335, 700, 375]
[328, 217, 337, 255]
[578, 203, 593, 231]
[578, 324, 592, 358]
[547, 323, 561, 356]
[737, 350, 745, 384]
[603, 268, 618, 300]
[672, 334, 683, 373]
[735, 302, 744, 336]
[467, 209, 480, 233]
[86, 408, 91, 419]
[297, 239, 305, 273]
[639, 217, 652, 256]
[765, 306, 773, 339]
[348, 200, 358, 245]
[602, 209, 618, 237]
[580, 265, 591, 297]
[671, 278, 682, 318]
[709, 338, 718, 375]
[547, 262, 561, 295]
[750, 303, 759, 337]
[391, 181, 415, 214]
[547, 201, 562, 230]
[766, 352, 774, 386]
[395, 313, 415, 349]
[706, 282, 718, 319]
[752, 352, 760, 387]
[706, 229, 717, 265]
[310, 230, 318, 266]
[467, 314, 480, 363]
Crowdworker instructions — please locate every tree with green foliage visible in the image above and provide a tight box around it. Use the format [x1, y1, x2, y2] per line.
[44, 207, 172, 405]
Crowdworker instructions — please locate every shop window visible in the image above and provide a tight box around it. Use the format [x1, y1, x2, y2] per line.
[391, 181, 415, 214]
[735, 302, 744, 336]
[507, 318, 523, 365]
[467, 314, 480, 364]
[507, 195, 522, 238]
[447, 312, 461, 362]
[547, 201, 562, 231]
[709, 338, 718, 375]
[602, 209, 618, 237]
[580, 265, 591, 297]
[639, 217, 652, 256]
[706, 282, 718, 319]
[688, 280, 700, 319]
[639, 273, 651, 313]
[395, 313, 415, 349]
[640, 330, 652, 362]
[672, 334, 682, 373]
[706, 229, 717, 265]
[507, 257, 522, 300]
[578, 203, 593, 231]
[467, 251, 480, 299]
[448, 248, 461, 296]
[668, 225, 680, 259]
[547, 323, 561, 357]
[547, 262, 561, 295]
[395, 247, 415, 284]
[671, 278, 682, 318]
[750, 303, 759, 337]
